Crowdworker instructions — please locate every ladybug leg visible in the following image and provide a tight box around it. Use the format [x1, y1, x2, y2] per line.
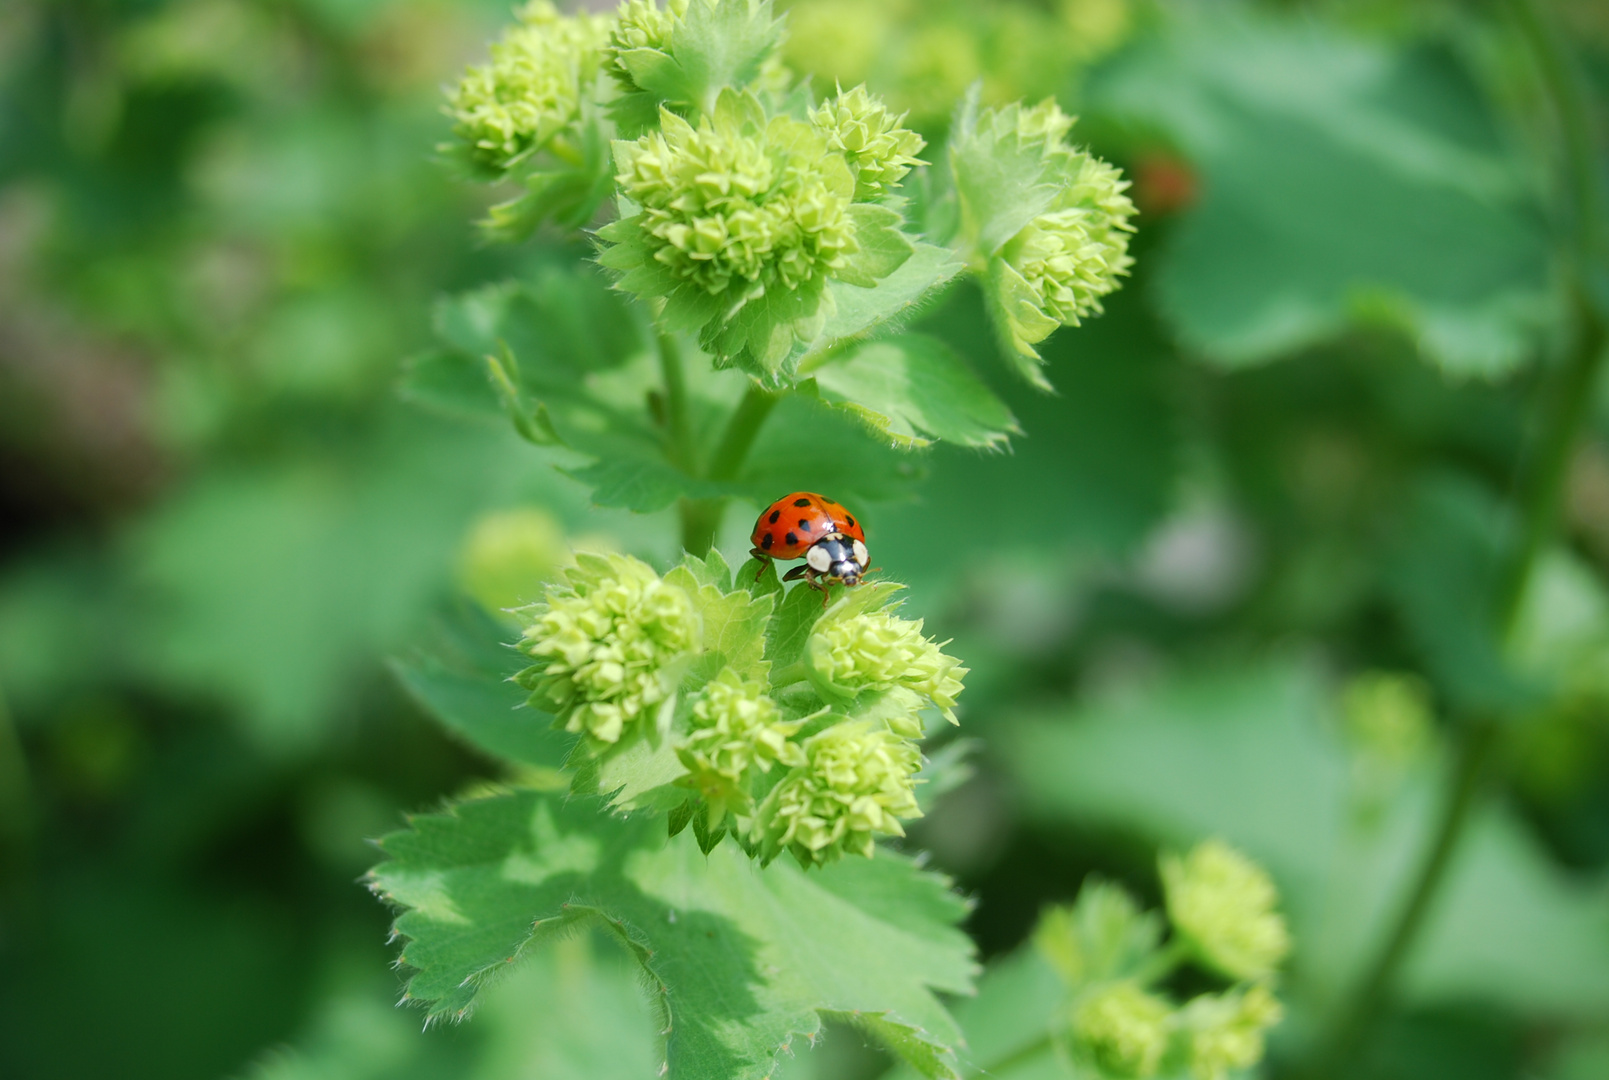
[749, 549, 772, 581]
[803, 568, 831, 608]
[781, 564, 809, 582]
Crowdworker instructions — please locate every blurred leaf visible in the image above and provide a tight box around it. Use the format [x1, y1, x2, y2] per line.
[1382, 475, 1541, 713]
[368, 789, 976, 1080]
[1003, 659, 1609, 1018]
[125, 416, 565, 749]
[1095, 11, 1551, 375]
[876, 279, 1178, 597]
[392, 607, 570, 773]
[247, 938, 657, 1080]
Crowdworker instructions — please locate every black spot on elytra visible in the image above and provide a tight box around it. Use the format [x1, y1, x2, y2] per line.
[760, 534, 774, 550]
[798, 519, 811, 531]
[768, 510, 780, 524]
[846, 516, 856, 528]
[793, 498, 811, 507]
[785, 531, 799, 547]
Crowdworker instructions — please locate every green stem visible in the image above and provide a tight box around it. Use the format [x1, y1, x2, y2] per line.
[1314, 719, 1498, 1073]
[1315, 2, 1607, 1072]
[1498, 294, 1609, 631]
[0, 681, 34, 910]
[678, 385, 781, 554]
[658, 333, 696, 474]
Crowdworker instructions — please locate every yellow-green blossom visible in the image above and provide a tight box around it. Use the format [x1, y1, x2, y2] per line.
[753, 721, 922, 867]
[605, 0, 689, 90]
[515, 553, 698, 749]
[446, 0, 612, 174]
[1070, 981, 1174, 1079]
[807, 609, 966, 731]
[1180, 984, 1284, 1080]
[1161, 840, 1291, 981]
[1000, 152, 1135, 330]
[810, 85, 926, 199]
[608, 103, 857, 298]
[677, 668, 804, 826]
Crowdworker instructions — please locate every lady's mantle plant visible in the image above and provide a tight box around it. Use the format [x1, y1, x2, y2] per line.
[1020, 841, 1291, 1080]
[372, 3, 1151, 1079]
[515, 551, 963, 866]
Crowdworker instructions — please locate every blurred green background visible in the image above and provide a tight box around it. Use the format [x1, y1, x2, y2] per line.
[2, 1, 1608, 1079]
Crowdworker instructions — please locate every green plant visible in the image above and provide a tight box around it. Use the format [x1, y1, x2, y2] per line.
[373, 2, 1146, 1077]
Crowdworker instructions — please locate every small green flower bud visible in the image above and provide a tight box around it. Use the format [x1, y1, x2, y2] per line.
[457, 507, 569, 614]
[810, 85, 926, 200]
[1180, 984, 1284, 1080]
[752, 721, 922, 867]
[1342, 671, 1432, 766]
[1000, 152, 1135, 332]
[610, 105, 857, 295]
[1161, 840, 1291, 981]
[605, 0, 689, 90]
[446, 0, 612, 174]
[676, 668, 804, 826]
[1069, 981, 1174, 1079]
[806, 610, 966, 731]
[515, 553, 698, 749]
[1015, 97, 1078, 148]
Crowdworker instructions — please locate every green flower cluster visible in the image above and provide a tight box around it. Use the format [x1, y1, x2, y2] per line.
[677, 668, 805, 826]
[445, 0, 612, 174]
[513, 555, 960, 869]
[752, 721, 923, 865]
[1002, 152, 1136, 327]
[514, 553, 698, 748]
[612, 105, 858, 300]
[996, 99, 1135, 354]
[1161, 839, 1292, 981]
[1178, 984, 1284, 1080]
[1033, 840, 1288, 1080]
[806, 608, 966, 732]
[605, 0, 689, 90]
[810, 85, 926, 199]
[1071, 982, 1174, 1079]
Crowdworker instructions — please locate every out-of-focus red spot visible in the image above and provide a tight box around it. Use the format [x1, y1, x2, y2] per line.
[1133, 152, 1198, 216]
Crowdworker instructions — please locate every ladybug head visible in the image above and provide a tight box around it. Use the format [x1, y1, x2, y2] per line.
[806, 533, 870, 586]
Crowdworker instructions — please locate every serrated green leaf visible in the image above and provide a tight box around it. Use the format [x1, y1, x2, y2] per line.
[391, 608, 570, 772]
[835, 204, 917, 290]
[807, 334, 1018, 450]
[369, 790, 976, 1080]
[887, 948, 1069, 1080]
[668, 0, 786, 116]
[948, 90, 1073, 260]
[576, 725, 690, 811]
[1093, 9, 1549, 375]
[818, 242, 967, 347]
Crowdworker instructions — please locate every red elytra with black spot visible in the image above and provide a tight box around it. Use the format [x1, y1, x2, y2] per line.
[750, 492, 864, 559]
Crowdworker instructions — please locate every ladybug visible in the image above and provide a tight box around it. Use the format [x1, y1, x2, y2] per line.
[750, 492, 870, 593]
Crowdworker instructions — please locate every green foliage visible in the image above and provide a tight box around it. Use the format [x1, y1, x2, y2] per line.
[806, 334, 1019, 449]
[7, 2, 1609, 1080]
[1004, 660, 1609, 1017]
[368, 788, 976, 1080]
[1094, 8, 1551, 375]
